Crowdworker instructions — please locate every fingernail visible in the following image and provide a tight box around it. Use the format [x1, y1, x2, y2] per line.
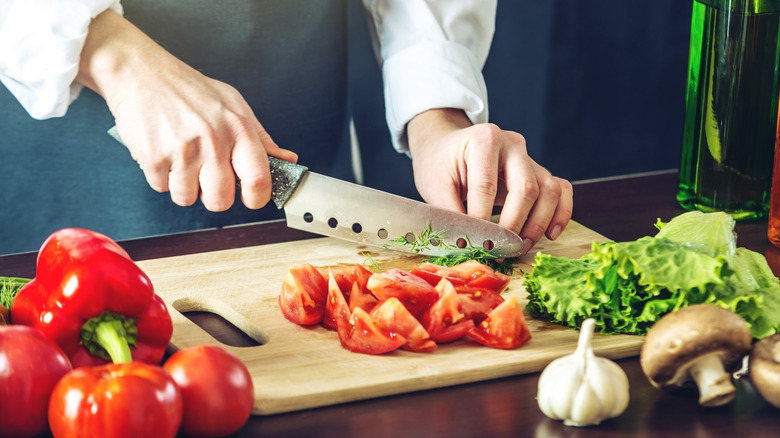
[521, 238, 534, 255]
[549, 224, 562, 241]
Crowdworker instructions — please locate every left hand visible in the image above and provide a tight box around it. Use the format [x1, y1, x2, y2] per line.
[407, 109, 573, 255]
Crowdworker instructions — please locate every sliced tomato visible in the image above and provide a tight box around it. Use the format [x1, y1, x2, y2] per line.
[467, 295, 531, 349]
[371, 298, 437, 353]
[449, 260, 511, 293]
[367, 269, 438, 318]
[411, 260, 511, 294]
[317, 264, 373, 301]
[322, 271, 350, 331]
[409, 263, 468, 287]
[336, 307, 406, 355]
[278, 264, 328, 325]
[349, 280, 379, 313]
[421, 279, 474, 343]
[456, 286, 505, 322]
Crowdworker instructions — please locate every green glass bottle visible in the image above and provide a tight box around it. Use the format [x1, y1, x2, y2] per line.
[677, 0, 780, 220]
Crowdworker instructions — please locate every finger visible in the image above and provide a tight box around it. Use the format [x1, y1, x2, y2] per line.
[464, 138, 501, 221]
[495, 152, 537, 235]
[516, 167, 565, 254]
[545, 177, 574, 241]
[167, 163, 201, 207]
[255, 124, 299, 163]
[198, 158, 236, 212]
[232, 128, 272, 210]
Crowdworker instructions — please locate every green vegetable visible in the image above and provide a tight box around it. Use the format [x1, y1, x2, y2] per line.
[385, 222, 517, 275]
[0, 277, 30, 311]
[524, 211, 780, 339]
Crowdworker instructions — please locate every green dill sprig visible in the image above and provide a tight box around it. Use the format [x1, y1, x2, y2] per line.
[382, 223, 518, 275]
[0, 277, 31, 311]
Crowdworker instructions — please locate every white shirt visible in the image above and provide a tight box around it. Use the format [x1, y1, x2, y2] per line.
[0, 0, 495, 153]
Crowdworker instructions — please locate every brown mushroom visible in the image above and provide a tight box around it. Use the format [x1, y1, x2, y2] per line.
[748, 333, 780, 408]
[639, 304, 751, 407]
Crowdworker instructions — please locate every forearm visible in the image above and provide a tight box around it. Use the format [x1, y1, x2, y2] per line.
[0, 0, 122, 119]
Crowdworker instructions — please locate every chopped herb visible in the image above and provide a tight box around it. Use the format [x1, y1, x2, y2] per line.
[384, 223, 517, 275]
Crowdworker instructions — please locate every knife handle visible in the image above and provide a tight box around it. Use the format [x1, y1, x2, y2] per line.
[107, 125, 308, 209]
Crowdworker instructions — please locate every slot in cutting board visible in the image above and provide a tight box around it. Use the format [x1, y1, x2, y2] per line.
[137, 221, 643, 415]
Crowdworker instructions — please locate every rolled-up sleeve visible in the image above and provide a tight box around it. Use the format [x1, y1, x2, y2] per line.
[0, 0, 123, 119]
[362, 0, 497, 153]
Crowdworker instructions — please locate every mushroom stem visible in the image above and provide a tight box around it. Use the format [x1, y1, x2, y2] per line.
[688, 353, 737, 407]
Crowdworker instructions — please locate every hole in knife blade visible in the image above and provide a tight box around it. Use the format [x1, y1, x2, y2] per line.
[377, 228, 388, 239]
[430, 238, 441, 247]
[404, 232, 415, 243]
[328, 217, 338, 228]
[352, 223, 362, 233]
[456, 238, 467, 249]
[483, 240, 494, 251]
[303, 212, 314, 223]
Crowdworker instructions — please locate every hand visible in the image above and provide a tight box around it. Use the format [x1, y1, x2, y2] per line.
[75, 10, 297, 211]
[407, 108, 573, 255]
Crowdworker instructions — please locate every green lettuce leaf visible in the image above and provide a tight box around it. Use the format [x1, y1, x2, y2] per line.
[524, 212, 780, 338]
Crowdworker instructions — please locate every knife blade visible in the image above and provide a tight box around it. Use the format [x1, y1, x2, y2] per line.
[108, 126, 524, 257]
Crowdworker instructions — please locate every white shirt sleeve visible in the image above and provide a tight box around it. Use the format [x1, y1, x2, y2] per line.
[0, 0, 123, 120]
[362, 0, 497, 153]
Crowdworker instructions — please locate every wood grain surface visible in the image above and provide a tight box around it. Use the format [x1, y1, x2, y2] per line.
[137, 221, 643, 415]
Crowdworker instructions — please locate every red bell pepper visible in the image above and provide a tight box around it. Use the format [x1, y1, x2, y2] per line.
[10, 228, 172, 367]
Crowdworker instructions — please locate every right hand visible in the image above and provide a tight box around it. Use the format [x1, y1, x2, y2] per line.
[76, 10, 297, 212]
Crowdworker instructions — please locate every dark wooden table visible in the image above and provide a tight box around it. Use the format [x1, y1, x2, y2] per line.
[3, 170, 780, 438]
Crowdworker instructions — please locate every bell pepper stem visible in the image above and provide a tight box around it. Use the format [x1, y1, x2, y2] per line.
[94, 319, 134, 364]
[81, 311, 138, 364]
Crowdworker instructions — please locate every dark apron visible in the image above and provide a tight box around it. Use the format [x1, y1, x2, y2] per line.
[0, 0, 353, 254]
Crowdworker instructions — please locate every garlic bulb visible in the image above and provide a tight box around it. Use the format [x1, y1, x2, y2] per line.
[536, 318, 630, 426]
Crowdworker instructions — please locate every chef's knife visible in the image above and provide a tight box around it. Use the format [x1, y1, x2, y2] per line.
[108, 126, 524, 257]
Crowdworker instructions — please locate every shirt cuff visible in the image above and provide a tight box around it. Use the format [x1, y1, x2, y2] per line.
[381, 39, 489, 154]
[0, 0, 123, 120]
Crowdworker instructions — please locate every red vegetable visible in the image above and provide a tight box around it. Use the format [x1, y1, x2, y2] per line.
[11, 228, 172, 367]
[278, 264, 328, 325]
[163, 345, 255, 437]
[0, 325, 72, 438]
[48, 361, 183, 438]
[467, 296, 532, 349]
[280, 260, 531, 355]
[367, 268, 438, 318]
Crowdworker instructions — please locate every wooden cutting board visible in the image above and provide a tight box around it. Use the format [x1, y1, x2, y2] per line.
[137, 221, 644, 415]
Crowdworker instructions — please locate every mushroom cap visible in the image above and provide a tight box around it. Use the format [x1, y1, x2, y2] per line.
[640, 304, 751, 389]
[748, 333, 780, 408]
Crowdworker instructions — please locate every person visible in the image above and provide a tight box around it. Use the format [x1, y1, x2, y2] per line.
[0, 0, 572, 255]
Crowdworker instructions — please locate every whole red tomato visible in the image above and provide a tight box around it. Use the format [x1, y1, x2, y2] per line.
[0, 325, 72, 438]
[48, 361, 182, 438]
[163, 345, 254, 437]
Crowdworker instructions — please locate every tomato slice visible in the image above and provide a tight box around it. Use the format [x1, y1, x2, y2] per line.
[322, 271, 350, 331]
[451, 260, 511, 293]
[411, 260, 511, 293]
[336, 307, 406, 355]
[367, 269, 438, 318]
[456, 286, 505, 322]
[421, 279, 473, 344]
[370, 298, 437, 353]
[317, 264, 372, 302]
[349, 280, 379, 313]
[467, 295, 531, 349]
[278, 264, 328, 325]
[409, 263, 468, 287]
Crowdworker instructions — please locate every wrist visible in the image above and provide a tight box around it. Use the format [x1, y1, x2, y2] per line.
[407, 108, 472, 154]
[75, 10, 158, 108]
